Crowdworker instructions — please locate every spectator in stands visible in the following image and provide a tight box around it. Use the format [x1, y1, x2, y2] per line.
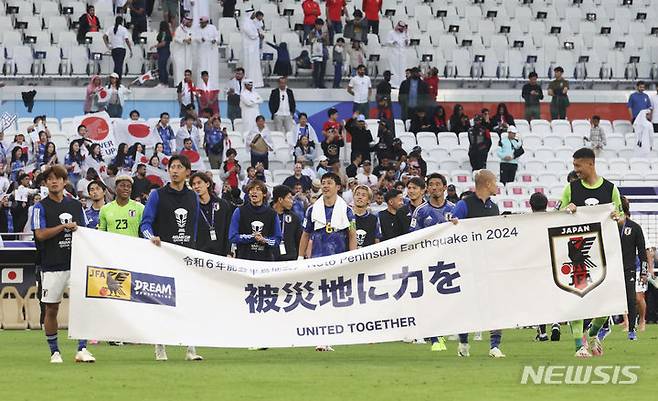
[177, 69, 197, 118]
[105, 73, 131, 118]
[190, 172, 233, 256]
[521, 72, 543, 121]
[265, 41, 293, 77]
[173, 15, 196, 87]
[344, 10, 369, 44]
[111, 143, 133, 174]
[32, 130, 48, 162]
[491, 103, 516, 134]
[497, 126, 522, 185]
[467, 115, 491, 171]
[103, 16, 133, 78]
[84, 180, 106, 229]
[176, 115, 203, 152]
[409, 108, 435, 135]
[130, 0, 148, 43]
[242, 10, 265, 88]
[385, 21, 409, 88]
[302, 0, 322, 44]
[317, 155, 330, 176]
[446, 184, 459, 204]
[84, 76, 103, 114]
[150, 21, 172, 88]
[633, 109, 654, 157]
[220, 0, 236, 18]
[284, 162, 313, 192]
[408, 147, 427, 177]
[240, 79, 263, 133]
[246, 116, 274, 169]
[424, 67, 439, 100]
[294, 134, 317, 166]
[220, 148, 244, 190]
[268, 77, 297, 133]
[399, 67, 430, 121]
[362, 0, 383, 34]
[321, 126, 345, 165]
[76, 167, 98, 202]
[152, 112, 176, 155]
[548, 66, 569, 120]
[432, 105, 448, 133]
[480, 108, 495, 132]
[347, 40, 366, 76]
[346, 154, 362, 178]
[77, 5, 101, 44]
[376, 70, 392, 101]
[114, 0, 128, 14]
[131, 163, 151, 200]
[449, 104, 469, 134]
[348, 65, 372, 116]
[291, 112, 319, 144]
[196, 18, 220, 89]
[163, 0, 179, 24]
[226, 67, 244, 121]
[11, 173, 36, 232]
[129, 110, 142, 121]
[204, 116, 229, 169]
[586, 115, 606, 157]
[356, 160, 377, 188]
[628, 81, 652, 121]
[310, 19, 329, 88]
[229, 180, 282, 261]
[40, 142, 58, 168]
[378, 188, 410, 241]
[326, 0, 346, 43]
[370, 189, 387, 214]
[346, 113, 374, 162]
[332, 38, 346, 88]
[64, 141, 85, 188]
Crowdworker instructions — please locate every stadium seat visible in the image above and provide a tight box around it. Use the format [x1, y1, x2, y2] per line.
[609, 158, 630, 174]
[24, 286, 41, 330]
[533, 149, 555, 161]
[617, 148, 636, 159]
[515, 120, 530, 134]
[451, 169, 473, 184]
[564, 134, 585, 149]
[543, 135, 564, 148]
[416, 132, 439, 150]
[613, 120, 633, 133]
[624, 133, 637, 148]
[629, 158, 651, 172]
[571, 120, 591, 136]
[523, 160, 545, 173]
[550, 119, 572, 134]
[536, 172, 560, 184]
[606, 134, 626, 150]
[530, 119, 552, 135]
[554, 147, 573, 161]
[0, 286, 27, 330]
[438, 132, 459, 148]
[449, 148, 468, 161]
[397, 131, 417, 152]
[522, 134, 542, 150]
[506, 183, 528, 196]
[546, 159, 567, 172]
[496, 197, 518, 212]
[429, 148, 450, 161]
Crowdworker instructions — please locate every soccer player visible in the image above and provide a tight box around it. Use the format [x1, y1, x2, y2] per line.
[379, 188, 410, 241]
[618, 196, 648, 340]
[452, 170, 505, 358]
[271, 185, 303, 261]
[352, 185, 381, 248]
[410, 173, 454, 232]
[408, 173, 454, 352]
[32, 165, 95, 363]
[298, 172, 356, 351]
[229, 180, 282, 261]
[99, 175, 144, 237]
[404, 176, 426, 219]
[559, 147, 623, 358]
[529, 192, 561, 342]
[190, 172, 233, 256]
[84, 180, 106, 229]
[140, 155, 203, 362]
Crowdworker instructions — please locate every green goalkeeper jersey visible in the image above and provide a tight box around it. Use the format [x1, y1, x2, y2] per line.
[99, 199, 145, 238]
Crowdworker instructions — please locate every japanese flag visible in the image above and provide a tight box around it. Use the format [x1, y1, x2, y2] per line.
[144, 164, 170, 187]
[179, 149, 206, 171]
[1, 268, 23, 284]
[113, 119, 159, 147]
[96, 88, 110, 104]
[133, 70, 156, 85]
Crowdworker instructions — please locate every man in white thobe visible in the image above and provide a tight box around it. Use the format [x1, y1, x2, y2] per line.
[172, 15, 197, 86]
[183, 0, 210, 27]
[385, 21, 410, 88]
[195, 17, 219, 86]
[633, 109, 654, 157]
[240, 79, 263, 134]
[241, 10, 265, 88]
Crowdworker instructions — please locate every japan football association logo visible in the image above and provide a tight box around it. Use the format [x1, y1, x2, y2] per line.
[548, 223, 607, 297]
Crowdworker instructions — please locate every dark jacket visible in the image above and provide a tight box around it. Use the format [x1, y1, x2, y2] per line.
[196, 195, 234, 256]
[274, 210, 303, 261]
[77, 13, 101, 44]
[399, 78, 430, 111]
[268, 88, 296, 119]
[343, 19, 369, 43]
[345, 118, 373, 153]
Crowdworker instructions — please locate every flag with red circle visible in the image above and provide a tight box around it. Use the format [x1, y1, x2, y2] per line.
[72, 112, 118, 157]
[1, 268, 23, 284]
[179, 149, 206, 171]
[113, 119, 159, 148]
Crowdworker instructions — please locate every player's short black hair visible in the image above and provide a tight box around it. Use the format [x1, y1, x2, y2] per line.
[407, 176, 426, 189]
[272, 185, 293, 203]
[572, 147, 595, 160]
[321, 172, 341, 186]
[169, 154, 192, 170]
[529, 192, 548, 212]
[426, 173, 447, 186]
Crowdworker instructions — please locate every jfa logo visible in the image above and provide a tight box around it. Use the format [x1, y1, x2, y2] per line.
[548, 223, 607, 297]
[520, 365, 639, 384]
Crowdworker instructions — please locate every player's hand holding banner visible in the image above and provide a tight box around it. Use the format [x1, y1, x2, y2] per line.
[69, 205, 626, 348]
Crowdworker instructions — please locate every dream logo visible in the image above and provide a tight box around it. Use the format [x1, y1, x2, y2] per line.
[548, 223, 607, 297]
[86, 266, 176, 307]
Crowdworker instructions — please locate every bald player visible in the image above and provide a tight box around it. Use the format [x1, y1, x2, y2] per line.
[451, 170, 505, 358]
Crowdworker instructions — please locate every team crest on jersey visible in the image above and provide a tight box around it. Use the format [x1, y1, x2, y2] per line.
[129, 209, 136, 218]
[548, 223, 607, 297]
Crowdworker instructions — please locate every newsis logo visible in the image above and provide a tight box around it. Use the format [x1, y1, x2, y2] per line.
[521, 365, 640, 385]
[86, 266, 176, 307]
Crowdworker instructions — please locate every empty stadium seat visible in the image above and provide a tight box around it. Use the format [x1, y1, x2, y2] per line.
[613, 120, 633, 133]
[571, 120, 591, 136]
[24, 286, 41, 330]
[530, 119, 551, 134]
[1, 286, 27, 329]
[543, 135, 564, 148]
[550, 120, 572, 134]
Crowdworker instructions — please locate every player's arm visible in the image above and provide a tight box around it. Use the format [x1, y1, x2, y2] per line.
[262, 214, 282, 247]
[347, 210, 357, 251]
[140, 189, 161, 245]
[228, 208, 254, 244]
[451, 200, 468, 224]
[611, 186, 623, 219]
[32, 204, 70, 241]
[559, 183, 575, 212]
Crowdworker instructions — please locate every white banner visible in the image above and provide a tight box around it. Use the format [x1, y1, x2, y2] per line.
[69, 205, 627, 348]
[72, 112, 118, 158]
[113, 120, 159, 148]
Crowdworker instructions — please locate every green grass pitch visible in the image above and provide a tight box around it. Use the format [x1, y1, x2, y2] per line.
[1, 327, 656, 401]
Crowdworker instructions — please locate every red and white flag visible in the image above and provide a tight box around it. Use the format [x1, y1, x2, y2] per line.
[132, 70, 157, 85]
[96, 87, 110, 105]
[144, 164, 169, 187]
[72, 112, 117, 157]
[179, 149, 206, 171]
[1, 268, 23, 284]
[113, 119, 159, 147]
